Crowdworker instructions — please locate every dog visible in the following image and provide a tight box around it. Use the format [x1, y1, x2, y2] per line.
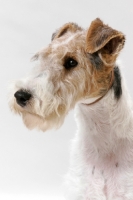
[9, 18, 133, 199]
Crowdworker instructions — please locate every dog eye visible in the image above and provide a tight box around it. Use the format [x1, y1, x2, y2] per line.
[64, 58, 78, 69]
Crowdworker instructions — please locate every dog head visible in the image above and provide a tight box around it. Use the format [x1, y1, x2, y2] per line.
[9, 18, 125, 131]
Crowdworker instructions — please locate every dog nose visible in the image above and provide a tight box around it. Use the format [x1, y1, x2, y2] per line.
[14, 90, 31, 107]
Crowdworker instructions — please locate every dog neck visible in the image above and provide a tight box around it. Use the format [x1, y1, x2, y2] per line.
[75, 75, 133, 155]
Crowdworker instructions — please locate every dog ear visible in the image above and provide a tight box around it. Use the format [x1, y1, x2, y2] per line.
[86, 18, 125, 65]
[51, 23, 82, 41]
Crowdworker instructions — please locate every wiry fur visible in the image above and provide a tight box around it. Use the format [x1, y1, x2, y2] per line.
[66, 79, 133, 199]
[9, 18, 133, 199]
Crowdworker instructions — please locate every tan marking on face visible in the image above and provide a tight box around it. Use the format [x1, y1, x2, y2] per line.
[52, 22, 83, 41]
[39, 27, 118, 109]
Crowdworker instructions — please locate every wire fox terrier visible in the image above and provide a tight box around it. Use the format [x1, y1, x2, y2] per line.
[9, 18, 133, 199]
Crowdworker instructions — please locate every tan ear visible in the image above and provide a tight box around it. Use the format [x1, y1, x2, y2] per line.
[86, 18, 125, 65]
[51, 22, 82, 41]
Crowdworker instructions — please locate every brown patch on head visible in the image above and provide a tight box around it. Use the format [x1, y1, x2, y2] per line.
[86, 18, 125, 65]
[89, 67, 114, 98]
[81, 18, 125, 98]
[51, 22, 83, 40]
[50, 19, 121, 102]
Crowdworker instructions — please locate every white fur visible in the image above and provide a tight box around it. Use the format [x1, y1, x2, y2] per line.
[65, 77, 133, 200]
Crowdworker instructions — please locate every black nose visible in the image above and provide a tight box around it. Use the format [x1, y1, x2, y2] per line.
[14, 90, 31, 107]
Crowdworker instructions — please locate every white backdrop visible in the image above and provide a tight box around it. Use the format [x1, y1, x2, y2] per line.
[0, 0, 133, 199]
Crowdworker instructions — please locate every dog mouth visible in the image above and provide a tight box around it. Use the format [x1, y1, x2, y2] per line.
[10, 82, 68, 131]
[13, 91, 44, 119]
[12, 88, 53, 119]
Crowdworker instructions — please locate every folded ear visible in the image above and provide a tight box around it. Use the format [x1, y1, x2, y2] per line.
[86, 18, 125, 65]
[51, 23, 82, 41]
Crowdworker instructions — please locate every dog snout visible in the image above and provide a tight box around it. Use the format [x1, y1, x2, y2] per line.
[14, 90, 32, 107]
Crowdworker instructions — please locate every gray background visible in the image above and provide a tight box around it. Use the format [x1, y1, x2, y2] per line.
[0, 0, 133, 199]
